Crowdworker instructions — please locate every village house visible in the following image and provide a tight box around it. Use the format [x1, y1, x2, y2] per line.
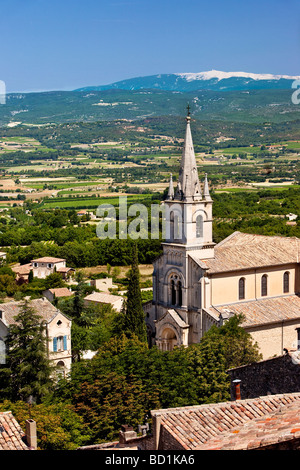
[88, 277, 117, 292]
[145, 111, 300, 359]
[43, 287, 74, 302]
[12, 257, 74, 283]
[31, 257, 67, 279]
[84, 291, 124, 312]
[0, 297, 72, 377]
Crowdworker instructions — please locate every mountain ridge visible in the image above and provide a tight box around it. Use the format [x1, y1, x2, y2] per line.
[75, 70, 300, 93]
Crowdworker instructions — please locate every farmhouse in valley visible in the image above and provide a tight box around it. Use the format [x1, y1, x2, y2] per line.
[145, 110, 300, 359]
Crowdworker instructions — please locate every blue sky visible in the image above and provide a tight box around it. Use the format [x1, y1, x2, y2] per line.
[1, 0, 300, 92]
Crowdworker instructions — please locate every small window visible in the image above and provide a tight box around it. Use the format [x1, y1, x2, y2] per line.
[283, 271, 290, 293]
[171, 279, 176, 305]
[261, 274, 268, 297]
[238, 278, 245, 300]
[33, 263, 38, 268]
[178, 281, 182, 306]
[174, 215, 180, 239]
[196, 215, 203, 238]
[48, 263, 53, 269]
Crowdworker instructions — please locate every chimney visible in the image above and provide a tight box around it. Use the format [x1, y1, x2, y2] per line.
[118, 425, 137, 447]
[233, 379, 241, 400]
[152, 414, 161, 450]
[25, 419, 37, 450]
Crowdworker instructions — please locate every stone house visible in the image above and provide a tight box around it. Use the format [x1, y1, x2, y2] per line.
[228, 349, 300, 400]
[43, 287, 74, 302]
[84, 292, 124, 312]
[31, 257, 68, 279]
[12, 257, 74, 283]
[0, 297, 72, 377]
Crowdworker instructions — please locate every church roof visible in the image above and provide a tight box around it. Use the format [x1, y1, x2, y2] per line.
[197, 231, 300, 274]
[205, 294, 300, 327]
[151, 392, 300, 450]
[155, 309, 189, 329]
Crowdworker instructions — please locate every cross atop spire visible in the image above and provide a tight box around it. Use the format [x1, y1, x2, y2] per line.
[187, 103, 191, 117]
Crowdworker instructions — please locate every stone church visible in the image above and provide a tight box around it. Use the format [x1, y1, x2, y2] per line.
[144, 111, 300, 360]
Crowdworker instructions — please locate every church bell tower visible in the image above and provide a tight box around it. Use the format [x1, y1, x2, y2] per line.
[147, 107, 215, 350]
[163, 106, 214, 256]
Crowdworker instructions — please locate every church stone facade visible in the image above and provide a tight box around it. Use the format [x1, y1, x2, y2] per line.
[145, 112, 300, 359]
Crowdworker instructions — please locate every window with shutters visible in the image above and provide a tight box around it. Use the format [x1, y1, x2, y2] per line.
[261, 274, 268, 297]
[53, 335, 67, 352]
[283, 271, 290, 293]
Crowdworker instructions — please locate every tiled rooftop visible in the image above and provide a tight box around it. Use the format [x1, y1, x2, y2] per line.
[84, 292, 124, 304]
[152, 393, 300, 450]
[48, 288, 73, 297]
[206, 294, 300, 327]
[0, 412, 29, 450]
[31, 257, 66, 263]
[0, 298, 61, 326]
[194, 231, 300, 274]
[12, 263, 32, 275]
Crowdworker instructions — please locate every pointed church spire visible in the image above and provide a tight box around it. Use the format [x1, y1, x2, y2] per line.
[167, 173, 174, 200]
[175, 106, 202, 201]
[203, 173, 212, 201]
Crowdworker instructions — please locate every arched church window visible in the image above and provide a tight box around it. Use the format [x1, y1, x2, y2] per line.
[178, 281, 182, 306]
[261, 274, 268, 297]
[238, 278, 245, 300]
[169, 274, 183, 307]
[283, 271, 290, 293]
[196, 214, 203, 238]
[174, 215, 180, 239]
[171, 279, 176, 305]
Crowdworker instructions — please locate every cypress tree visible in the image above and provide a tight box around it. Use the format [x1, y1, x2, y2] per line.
[123, 244, 147, 343]
[6, 299, 53, 403]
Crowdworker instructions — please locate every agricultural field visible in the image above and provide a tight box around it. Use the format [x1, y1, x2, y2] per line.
[0, 118, 298, 212]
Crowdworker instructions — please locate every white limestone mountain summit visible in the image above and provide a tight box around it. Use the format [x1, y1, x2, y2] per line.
[176, 69, 300, 82]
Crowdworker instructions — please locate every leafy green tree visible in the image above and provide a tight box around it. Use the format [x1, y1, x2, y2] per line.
[44, 272, 65, 289]
[5, 300, 54, 403]
[0, 400, 91, 450]
[73, 372, 160, 442]
[201, 314, 262, 369]
[122, 244, 147, 343]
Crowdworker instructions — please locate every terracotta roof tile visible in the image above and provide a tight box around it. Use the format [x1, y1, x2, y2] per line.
[152, 393, 300, 450]
[0, 412, 29, 450]
[0, 297, 62, 326]
[206, 294, 300, 327]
